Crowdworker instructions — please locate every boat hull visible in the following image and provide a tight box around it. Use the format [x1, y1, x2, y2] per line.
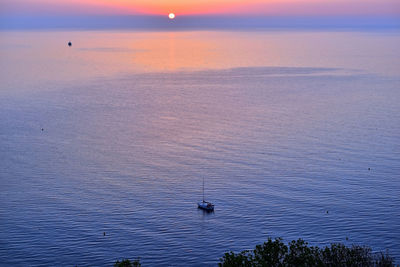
[198, 201, 214, 211]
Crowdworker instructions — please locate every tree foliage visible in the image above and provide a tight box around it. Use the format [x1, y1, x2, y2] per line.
[114, 258, 141, 267]
[219, 238, 396, 267]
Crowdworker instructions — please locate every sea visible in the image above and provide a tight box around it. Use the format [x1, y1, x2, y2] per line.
[0, 29, 399, 266]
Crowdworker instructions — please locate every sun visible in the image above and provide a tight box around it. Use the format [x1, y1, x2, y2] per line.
[168, 13, 175, 19]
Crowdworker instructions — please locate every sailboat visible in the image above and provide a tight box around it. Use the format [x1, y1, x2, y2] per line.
[198, 177, 214, 211]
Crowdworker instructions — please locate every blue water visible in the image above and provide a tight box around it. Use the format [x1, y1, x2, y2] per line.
[0, 31, 400, 266]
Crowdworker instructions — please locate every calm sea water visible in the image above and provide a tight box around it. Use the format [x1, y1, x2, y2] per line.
[0, 30, 400, 266]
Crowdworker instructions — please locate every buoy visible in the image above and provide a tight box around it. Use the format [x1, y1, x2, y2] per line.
[41, 128, 44, 131]
[68, 42, 72, 47]
[368, 168, 371, 171]
[103, 232, 106, 236]
[326, 210, 329, 214]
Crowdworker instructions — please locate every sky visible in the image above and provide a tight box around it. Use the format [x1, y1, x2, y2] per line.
[1, 0, 399, 16]
[1, 0, 399, 30]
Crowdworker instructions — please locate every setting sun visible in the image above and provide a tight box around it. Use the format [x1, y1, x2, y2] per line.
[168, 13, 175, 19]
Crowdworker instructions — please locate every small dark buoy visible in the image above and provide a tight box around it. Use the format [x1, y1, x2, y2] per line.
[326, 210, 329, 214]
[368, 168, 371, 171]
[346, 237, 349, 241]
[103, 232, 106, 236]
[41, 128, 44, 131]
[68, 41, 72, 47]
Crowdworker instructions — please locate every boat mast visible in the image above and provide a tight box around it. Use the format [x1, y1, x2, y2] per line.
[203, 177, 205, 202]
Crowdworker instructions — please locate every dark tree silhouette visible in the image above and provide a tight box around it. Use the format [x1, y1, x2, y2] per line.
[219, 238, 396, 267]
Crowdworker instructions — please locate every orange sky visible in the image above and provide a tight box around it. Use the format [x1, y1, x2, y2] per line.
[1, 0, 400, 15]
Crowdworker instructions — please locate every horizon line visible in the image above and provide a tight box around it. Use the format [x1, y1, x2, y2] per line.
[1, 15, 399, 31]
